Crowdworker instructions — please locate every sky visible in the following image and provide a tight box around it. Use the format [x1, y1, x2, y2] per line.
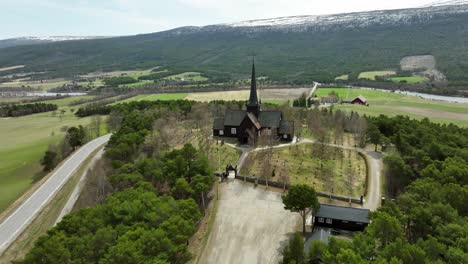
[0, 0, 441, 39]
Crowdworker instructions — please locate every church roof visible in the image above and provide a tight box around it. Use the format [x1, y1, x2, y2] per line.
[213, 117, 225, 130]
[279, 120, 293, 134]
[258, 111, 282, 128]
[224, 110, 246, 126]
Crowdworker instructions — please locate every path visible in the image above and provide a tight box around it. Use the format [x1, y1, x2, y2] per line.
[306, 82, 319, 108]
[0, 134, 111, 255]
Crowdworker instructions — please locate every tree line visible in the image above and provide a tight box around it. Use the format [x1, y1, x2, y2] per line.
[0, 103, 57, 117]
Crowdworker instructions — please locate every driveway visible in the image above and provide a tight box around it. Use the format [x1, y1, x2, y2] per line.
[198, 180, 300, 264]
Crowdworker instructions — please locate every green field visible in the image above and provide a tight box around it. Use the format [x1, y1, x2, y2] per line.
[316, 87, 468, 127]
[388, 76, 426, 84]
[163, 72, 208, 82]
[0, 111, 97, 211]
[358, 70, 396, 80]
[335, 74, 349, 81]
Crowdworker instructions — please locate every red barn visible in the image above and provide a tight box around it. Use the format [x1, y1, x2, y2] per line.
[351, 96, 368, 106]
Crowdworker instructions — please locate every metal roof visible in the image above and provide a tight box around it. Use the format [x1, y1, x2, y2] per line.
[315, 204, 370, 223]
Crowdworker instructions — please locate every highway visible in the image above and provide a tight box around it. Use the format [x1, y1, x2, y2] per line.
[0, 134, 111, 255]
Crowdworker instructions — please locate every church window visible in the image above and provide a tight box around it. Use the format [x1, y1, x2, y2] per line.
[231, 128, 237, 134]
[219, 130, 224, 135]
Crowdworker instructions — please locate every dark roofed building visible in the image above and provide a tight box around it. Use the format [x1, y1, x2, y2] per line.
[313, 204, 370, 232]
[213, 60, 294, 144]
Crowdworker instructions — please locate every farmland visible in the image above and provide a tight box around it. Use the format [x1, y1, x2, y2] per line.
[358, 70, 396, 80]
[389, 76, 426, 84]
[316, 87, 468, 126]
[0, 112, 97, 211]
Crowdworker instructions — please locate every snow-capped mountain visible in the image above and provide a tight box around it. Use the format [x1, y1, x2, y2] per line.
[165, 1, 468, 35]
[0, 36, 110, 49]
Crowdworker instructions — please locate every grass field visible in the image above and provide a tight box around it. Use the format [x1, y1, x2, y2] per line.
[163, 72, 208, 82]
[388, 76, 426, 84]
[117, 93, 189, 104]
[0, 109, 99, 212]
[358, 70, 396, 80]
[240, 144, 366, 197]
[335, 74, 349, 81]
[316, 87, 468, 127]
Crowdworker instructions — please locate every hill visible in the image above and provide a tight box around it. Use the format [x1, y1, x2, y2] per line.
[0, 3, 468, 90]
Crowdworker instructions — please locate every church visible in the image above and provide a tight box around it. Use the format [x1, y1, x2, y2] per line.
[213, 61, 294, 144]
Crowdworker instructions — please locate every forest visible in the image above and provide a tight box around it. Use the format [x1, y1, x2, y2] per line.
[282, 115, 468, 264]
[19, 100, 214, 263]
[0, 103, 57, 117]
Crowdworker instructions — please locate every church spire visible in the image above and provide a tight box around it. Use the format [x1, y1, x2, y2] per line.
[246, 57, 260, 115]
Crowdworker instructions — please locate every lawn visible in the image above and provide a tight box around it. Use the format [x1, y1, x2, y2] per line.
[240, 144, 367, 197]
[388, 76, 426, 84]
[0, 111, 97, 212]
[316, 87, 468, 127]
[358, 70, 396, 80]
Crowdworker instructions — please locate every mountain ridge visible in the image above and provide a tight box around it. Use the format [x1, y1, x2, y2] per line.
[0, 3, 467, 90]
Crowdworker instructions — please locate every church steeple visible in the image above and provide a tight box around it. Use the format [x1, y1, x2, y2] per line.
[246, 57, 260, 116]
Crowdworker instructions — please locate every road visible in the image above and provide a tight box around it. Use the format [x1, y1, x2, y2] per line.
[231, 138, 382, 210]
[0, 134, 111, 255]
[54, 146, 106, 225]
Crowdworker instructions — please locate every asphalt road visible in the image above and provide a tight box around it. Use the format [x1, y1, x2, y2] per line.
[0, 134, 110, 255]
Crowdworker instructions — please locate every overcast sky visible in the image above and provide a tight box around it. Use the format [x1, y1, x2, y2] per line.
[0, 0, 441, 39]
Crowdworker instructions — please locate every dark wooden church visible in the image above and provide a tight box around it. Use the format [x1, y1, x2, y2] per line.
[213, 61, 294, 144]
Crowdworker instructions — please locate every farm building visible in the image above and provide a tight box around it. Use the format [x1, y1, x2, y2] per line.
[320, 95, 339, 104]
[313, 204, 370, 232]
[343, 95, 368, 106]
[213, 61, 294, 144]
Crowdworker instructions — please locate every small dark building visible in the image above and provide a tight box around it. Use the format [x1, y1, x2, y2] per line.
[313, 204, 370, 232]
[213, 60, 294, 143]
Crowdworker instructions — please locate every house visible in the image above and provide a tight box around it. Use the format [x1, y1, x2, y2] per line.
[313, 204, 370, 232]
[320, 95, 339, 104]
[213, 61, 294, 144]
[343, 96, 368, 106]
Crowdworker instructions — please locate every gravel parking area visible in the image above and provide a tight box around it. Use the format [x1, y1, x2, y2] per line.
[198, 180, 300, 264]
